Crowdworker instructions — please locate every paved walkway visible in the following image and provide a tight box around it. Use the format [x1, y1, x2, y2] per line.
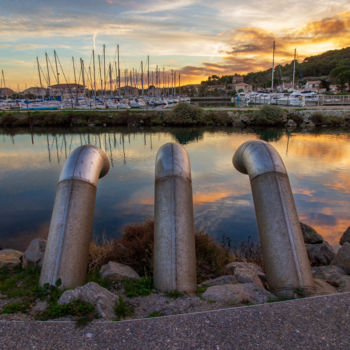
[0, 292, 349, 349]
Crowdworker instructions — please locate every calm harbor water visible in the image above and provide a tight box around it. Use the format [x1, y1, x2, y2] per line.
[0, 127, 349, 250]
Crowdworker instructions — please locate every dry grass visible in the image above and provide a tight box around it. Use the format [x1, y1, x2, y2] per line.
[88, 221, 263, 281]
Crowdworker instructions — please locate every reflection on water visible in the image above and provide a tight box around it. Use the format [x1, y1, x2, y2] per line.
[0, 128, 349, 250]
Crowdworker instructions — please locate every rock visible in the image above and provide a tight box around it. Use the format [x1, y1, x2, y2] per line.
[312, 278, 337, 295]
[337, 276, 350, 292]
[24, 239, 46, 267]
[340, 227, 350, 245]
[306, 242, 335, 266]
[100, 261, 140, 281]
[332, 242, 350, 273]
[332, 244, 341, 255]
[32, 300, 48, 313]
[300, 223, 323, 244]
[311, 265, 347, 287]
[286, 119, 297, 128]
[201, 275, 237, 287]
[224, 262, 265, 288]
[202, 283, 275, 304]
[58, 282, 118, 319]
[225, 262, 263, 275]
[0, 249, 23, 268]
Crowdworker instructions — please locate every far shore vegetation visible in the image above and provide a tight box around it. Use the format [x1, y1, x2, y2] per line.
[0, 104, 350, 129]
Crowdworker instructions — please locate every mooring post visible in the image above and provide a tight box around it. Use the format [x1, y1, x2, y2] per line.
[233, 140, 314, 297]
[40, 145, 110, 288]
[154, 143, 197, 292]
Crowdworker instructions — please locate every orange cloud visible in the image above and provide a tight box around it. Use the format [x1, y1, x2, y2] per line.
[180, 11, 350, 83]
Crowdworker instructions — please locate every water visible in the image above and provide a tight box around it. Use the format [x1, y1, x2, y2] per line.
[1, 128, 349, 251]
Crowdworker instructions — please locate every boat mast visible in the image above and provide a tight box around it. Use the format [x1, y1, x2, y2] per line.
[54, 50, 60, 84]
[80, 58, 85, 93]
[147, 55, 150, 95]
[1, 70, 5, 88]
[271, 41, 275, 91]
[98, 55, 103, 92]
[114, 60, 118, 94]
[36, 57, 43, 88]
[179, 73, 181, 95]
[72, 57, 77, 85]
[292, 48, 296, 90]
[141, 60, 144, 95]
[117, 44, 120, 92]
[92, 50, 96, 96]
[103, 44, 106, 95]
[45, 52, 51, 88]
[109, 63, 112, 95]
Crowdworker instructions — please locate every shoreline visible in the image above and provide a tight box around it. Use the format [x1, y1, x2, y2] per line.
[1, 104, 350, 129]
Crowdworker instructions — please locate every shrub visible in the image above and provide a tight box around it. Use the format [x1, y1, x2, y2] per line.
[123, 276, 153, 297]
[88, 221, 263, 283]
[310, 112, 325, 125]
[195, 232, 233, 282]
[37, 300, 96, 325]
[233, 237, 263, 268]
[114, 297, 133, 320]
[1, 301, 30, 314]
[287, 112, 304, 126]
[253, 105, 287, 126]
[88, 220, 154, 276]
[164, 103, 205, 125]
[323, 114, 344, 127]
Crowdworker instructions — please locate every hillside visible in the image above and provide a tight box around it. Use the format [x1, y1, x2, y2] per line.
[200, 47, 350, 90]
[245, 47, 350, 89]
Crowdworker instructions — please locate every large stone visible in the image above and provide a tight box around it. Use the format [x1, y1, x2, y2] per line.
[300, 223, 323, 244]
[0, 249, 23, 268]
[58, 282, 118, 319]
[306, 242, 335, 266]
[332, 242, 350, 273]
[100, 261, 140, 281]
[224, 262, 265, 288]
[202, 283, 275, 304]
[340, 227, 350, 245]
[312, 278, 337, 295]
[337, 276, 350, 292]
[311, 265, 347, 287]
[24, 239, 46, 267]
[201, 275, 237, 287]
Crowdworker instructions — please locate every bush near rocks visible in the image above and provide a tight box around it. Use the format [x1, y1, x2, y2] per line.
[253, 105, 287, 127]
[164, 103, 205, 125]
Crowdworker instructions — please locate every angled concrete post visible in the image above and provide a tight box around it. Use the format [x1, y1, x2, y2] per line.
[154, 143, 197, 293]
[40, 145, 110, 288]
[233, 140, 314, 297]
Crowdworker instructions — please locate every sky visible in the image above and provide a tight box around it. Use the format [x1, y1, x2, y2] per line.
[1, 0, 350, 90]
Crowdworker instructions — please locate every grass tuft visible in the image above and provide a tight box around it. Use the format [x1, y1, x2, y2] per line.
[114, 297, 133, 320]
[123, 276, 153, 297]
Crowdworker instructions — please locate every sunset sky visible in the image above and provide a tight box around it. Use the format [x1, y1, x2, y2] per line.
[1, 0, 350, 90]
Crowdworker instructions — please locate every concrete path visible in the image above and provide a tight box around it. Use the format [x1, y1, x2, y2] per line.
[0, 292, 349, 349]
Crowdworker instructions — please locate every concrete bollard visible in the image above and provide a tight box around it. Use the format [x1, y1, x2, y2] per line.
[233, 140, 314, 298]
[154, 143, 197, 293]
[40, 145, 110, 288]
